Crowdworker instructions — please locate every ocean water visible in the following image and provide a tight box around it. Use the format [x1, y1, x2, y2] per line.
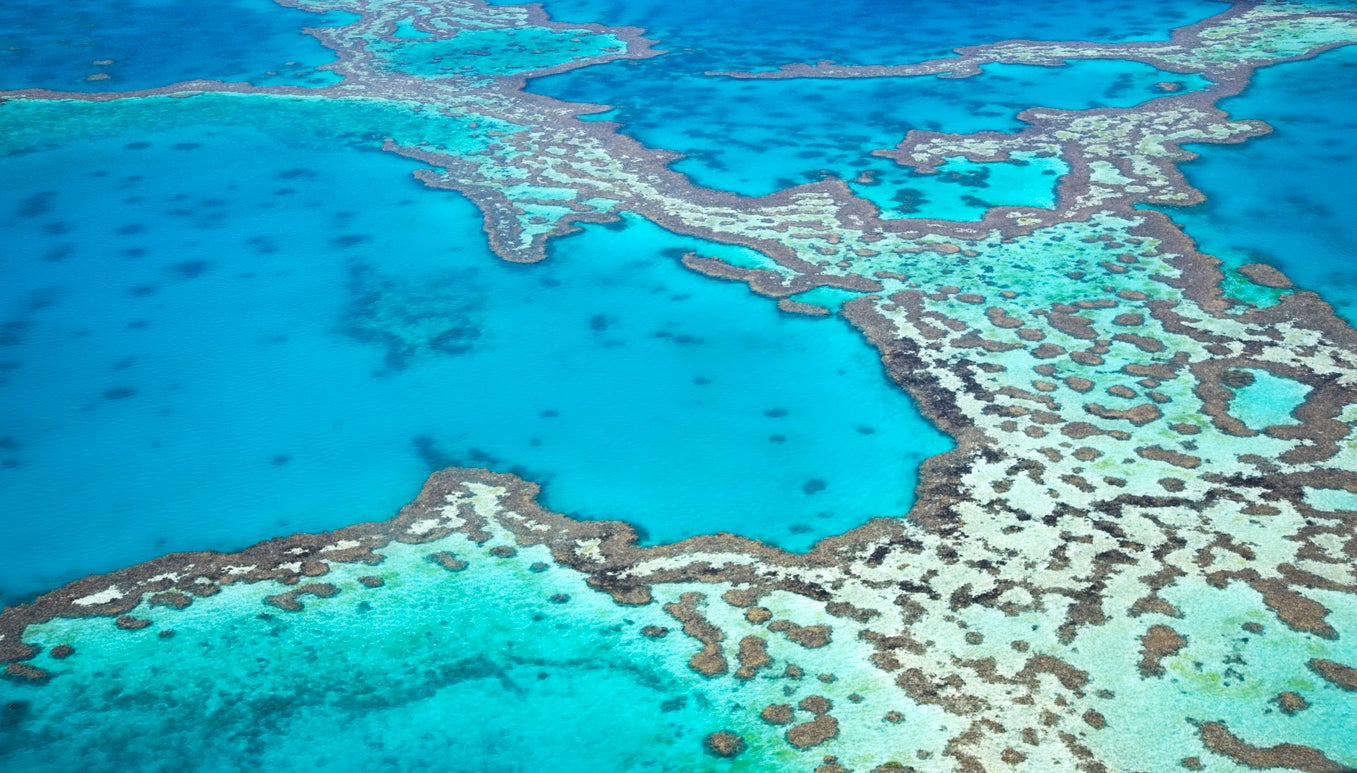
[7, 1, 1357, 771]
[370, 24, 628, 78]
[0, 0, 352, 92]
[1162, 45, 1357, 320]
[1228, 369, 1311, 431]
[849, 151, 1069, 222]
[521, 0, 1215, 207]
[532, 59, 1208, 200]
[505, 0, 1221, 70]
[0, 533, 786, 772]
[0, 123, 950, 602]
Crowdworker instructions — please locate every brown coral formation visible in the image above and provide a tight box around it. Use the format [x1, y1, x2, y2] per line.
[1238, 263, 1294, 289]
[428, 551, 470, 572]
[735, 636, 773, 679]
[768, 620, 833, 648]
[1196, 722, 1348, 773]
[112, 614, 150, 630]
[1275, 692, 1310, 715]
[1307, 658, 1357, 691]
[1, 1, 1357, 771]
[1137, 625, 1187, 677]
[703, 731, 748, 758]
[149, 591, 192, 609]
[663, 592, 728, 677]
[264, 583, 340, 612]
[2, 663, 51, 682]
[761, 703, 794, 725]
[786, 715, 841, 750]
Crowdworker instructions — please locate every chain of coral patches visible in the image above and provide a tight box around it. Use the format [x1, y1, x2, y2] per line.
[3, 1, 1357, 771]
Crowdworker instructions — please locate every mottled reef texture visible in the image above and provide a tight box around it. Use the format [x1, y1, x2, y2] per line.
[4, 0, 1357, 770]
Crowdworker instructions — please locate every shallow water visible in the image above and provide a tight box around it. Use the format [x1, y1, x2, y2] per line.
[850, 151, 1069, 221]
[1163, 45, 1357, 320]
[0, 534, 773, 772]
[5, 1, 1357, 771]
[532, 59, 1208, 200]
[371, 24, 626, 78]
[0, 123, 950, 602]
[522, 0, 1215, 205]
[1228, 369, 1310, 431]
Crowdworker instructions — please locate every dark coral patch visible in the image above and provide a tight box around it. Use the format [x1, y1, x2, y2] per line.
[172, 260, 211, 279]
[703, 731, 747, 758]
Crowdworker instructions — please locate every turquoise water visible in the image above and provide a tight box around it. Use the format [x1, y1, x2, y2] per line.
[507, 0, 1220, 70]
[1163, 45, 1357, 320]
[8, 2, 1357, 771]
[0, 0, 351, 92]
[1228, 369, 1310, 431]
[532, 59, 1207, 199]
[391, 17, 434, 40]
[850, 151, 1069, 221]
[1305, 486, 1357, 513]
[0, 533, 774, 772]
[522, 0, 1213, 205]
[370, 25, 626, 79]
[0, 124, 950, 602]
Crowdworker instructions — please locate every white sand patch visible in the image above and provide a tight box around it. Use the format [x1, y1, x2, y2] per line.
[407, 518, 443, 535]
[72, 586, 124, 606]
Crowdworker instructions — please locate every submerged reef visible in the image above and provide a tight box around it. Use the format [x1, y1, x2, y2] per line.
[3, 0, 1357, 770]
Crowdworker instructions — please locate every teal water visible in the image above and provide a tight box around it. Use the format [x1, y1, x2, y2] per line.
[0, 0, 351, 92]
[370, 24, 627, 79]
[1162, 45, 1357, 320]
[1305, 485, 1357, 513]
[0, 123, 950, 602]
[0, 525, 778, 771]
[850, 151, 1069, 221]
[521, 0, 1213, 207]
[1228, 369, 1310, 431]
[506, 0, 1220, 71]
[531, 59, 1207, 200]
[391, 17, 434, 40]
[8, 2, 1351, 771]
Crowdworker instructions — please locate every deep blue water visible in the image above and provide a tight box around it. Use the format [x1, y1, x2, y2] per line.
[0, 124, 950, 602]
[532, 58, 1207, 200]
[0, 0, 352, 92]
[0, 0, 1238, 608]
[509, 0, 1220, 70]
[5, 3, 1354, 773]
[1162, 45, 1357, 322]
[521, 0, 1216, 205]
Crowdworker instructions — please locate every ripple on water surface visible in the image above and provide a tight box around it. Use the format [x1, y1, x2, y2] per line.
[0, 124, 951, 601]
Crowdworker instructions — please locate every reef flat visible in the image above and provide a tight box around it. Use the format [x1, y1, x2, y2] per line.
[2, 0, 1357, 770]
